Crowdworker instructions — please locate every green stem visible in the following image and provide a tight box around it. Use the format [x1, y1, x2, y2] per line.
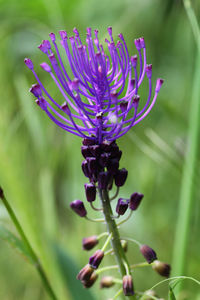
[172, 0, 200, 286]
[99, 188, 136, 300]
[1, 192, 57, 300]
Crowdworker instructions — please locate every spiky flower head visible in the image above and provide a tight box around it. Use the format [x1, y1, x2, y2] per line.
[25, 27, 163, 144]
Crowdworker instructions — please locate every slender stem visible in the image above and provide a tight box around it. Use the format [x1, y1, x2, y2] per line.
[110, 187, 119, 201]
[130, 262, 151, 269]
[99, 188, 136, 300]
[172, 0, 200, 291]
[113, 288, 123, 299]
[90, 202, 103, 211]
[97, 232, 109, 240]
[0, 192, 57, 300]
[117, 211, 133, 226]
[85, 216, 105, 222]
[96, 264, 119, 274]
[121, 237, 141, 247]
[101, 233, 112, 251]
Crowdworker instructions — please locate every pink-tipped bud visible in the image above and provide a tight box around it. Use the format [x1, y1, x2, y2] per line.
[40, 62, 51, 72]
[140, 244, 157, 264]
[155, 78, 164, 93]
[24, 58, 34, 70]
[73, 27, 79, 36]
[131, 55, 137, 68]
[134, 38, 141, 51]
[82, 236, 98, 251]
[123, 275, 134, 296]
[49, 32, 56, 42]
[29, 84, 42, 98]
[118, 33, 124, 41]
[146, 64, 152, 78]
[152, 260, 171, 277]
[61, 102, 70, 115]
[100, 276, 115, 288]
[139, 37, 145, 48]
[71, 78, 79, 91]
[59, 30, 67, 40]
[49, 53, 58, 65]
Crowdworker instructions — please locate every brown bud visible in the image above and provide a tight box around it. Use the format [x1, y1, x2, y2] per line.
[82, 272, 98, 288]
[100, 276, 115, 288]
[77, 264, 94, 281]
[82, 236, 99, 251]
[152, 260, 171, 277]
[123, 275, 134, 296]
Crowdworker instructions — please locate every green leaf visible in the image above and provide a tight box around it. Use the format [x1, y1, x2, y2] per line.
[0, 224, 33, 262]
[53, 244, 95, 300]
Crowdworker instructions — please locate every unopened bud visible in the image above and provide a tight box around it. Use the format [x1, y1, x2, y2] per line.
[82, 236, 98, 251]
[116, 198, 129, 215]
[100, 276, 115, 288]
[129, 192, 144, 210]
[152, 260, 171, 277]
[77, 264, 94, 281]
[121, 240, 128, 252]
[70, 200, 87, 217]
[84, 183, 96, 202]
[123, 275, 134, 296]
[98, 171, 110, 189]
[140, 244, 157, 264]
[114, 168, 128, 187]
[82, 272, 98, 288]
[89, 250, 104, 269]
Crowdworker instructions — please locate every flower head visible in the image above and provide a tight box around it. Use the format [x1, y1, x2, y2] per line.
[25, 28, 163, 143]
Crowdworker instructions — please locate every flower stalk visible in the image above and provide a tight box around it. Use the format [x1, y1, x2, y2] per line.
[0, 188, 57, 300]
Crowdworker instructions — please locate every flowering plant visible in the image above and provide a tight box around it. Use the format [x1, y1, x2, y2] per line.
[24, 27, 169, 299]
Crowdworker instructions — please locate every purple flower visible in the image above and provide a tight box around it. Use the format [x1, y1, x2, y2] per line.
[25, 28, 164, 144]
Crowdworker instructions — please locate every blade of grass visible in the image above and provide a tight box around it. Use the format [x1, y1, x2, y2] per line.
[172, 0, 200, 293]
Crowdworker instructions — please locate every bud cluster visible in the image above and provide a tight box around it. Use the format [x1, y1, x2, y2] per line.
[81, 138, 126, 190]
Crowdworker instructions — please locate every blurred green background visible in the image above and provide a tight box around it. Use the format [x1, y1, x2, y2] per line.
[0, 0, 200, 299]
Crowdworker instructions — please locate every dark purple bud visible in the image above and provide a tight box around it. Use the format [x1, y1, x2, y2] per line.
[140, 245, 157, 264]
[40, 62, 51, 72]
[82, 138, 96, 146]
[82, 272, 98, 288]
[114, 168, 128, 187]
[116, 198, 129, 215]
[0, 187, 4, 199]
[155, 78, 164, 93]
[89, 145, 101, 157]
[82, 235, 99, 250]
[49, 53, 58, 66]
[70, 200, 87, 217]
[84, 183, 96, 202]
[107, 158, 119, 174]
[121, 240, 128, 252]
[99, 153, 110, 167]
[81, 146, 92, 158]
[120, 101, 128, 113]
[29, 84, 42, 98]
[129, 192, 144, 210]
[152, 260, 171, 277]
[24, 58, 34, 70]
[134, 38, 141, 50]
[77, 264, 94, 281]
[87, 157, 97, 174]
[35, 97, 47, 110]
[98, 171, 110, 189]
[100, 276, 115, 288]
[123, 275, 134, 296]
[146, 64, 152, 79]
[82, 160, 90, 178]
[89, 250, 104, 269]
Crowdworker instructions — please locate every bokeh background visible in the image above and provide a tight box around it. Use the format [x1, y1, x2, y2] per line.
[0, 0, 200, 299]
